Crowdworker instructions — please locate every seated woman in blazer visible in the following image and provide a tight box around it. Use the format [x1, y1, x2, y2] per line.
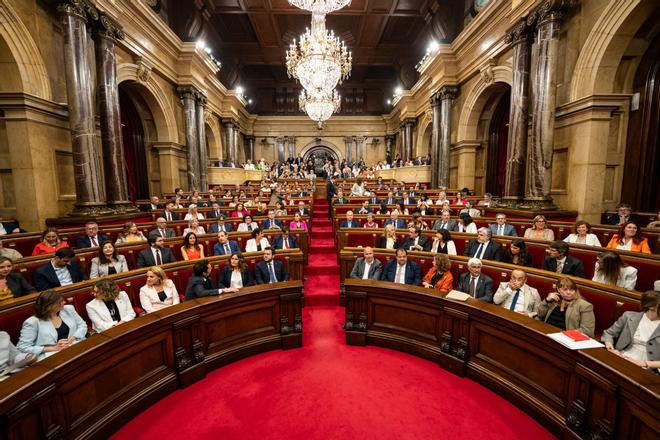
[17, 290, 87, 360]
[139, 266, 180, 313]
[377, 224, 401, 250]
[421, 253, 453, 293]
[236, 214, 259, 232]
[537, 277, 595, 338]
[86, 279, 136, 332]
[90, 241, 129, 279]
[219, 253, 254, 289]
[603, 290, 660, 371]
[0, 256, 36, 301]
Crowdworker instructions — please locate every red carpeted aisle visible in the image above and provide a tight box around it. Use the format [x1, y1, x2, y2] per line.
[111, 198, 555, 440]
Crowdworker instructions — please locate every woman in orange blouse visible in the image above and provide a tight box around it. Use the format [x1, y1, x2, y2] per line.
[422, 253, 454, 293]
[606, 221, 651, 254]
[31, 228, 69, 256]
[181, 232, 204, 260]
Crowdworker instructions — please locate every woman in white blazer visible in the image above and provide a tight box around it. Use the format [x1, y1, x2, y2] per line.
[86, 279, 135, 332]
[245, 228, 270, 252]
[90, 242, 129, 278]
[236, 214, 259, 232]
[139, 266, 180, 313]
[592, 251, 638, 290]
[17, 290, 87, 360]
[563, 221, 602, 247]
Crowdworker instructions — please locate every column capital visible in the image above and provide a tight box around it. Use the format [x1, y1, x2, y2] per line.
[196, 93, 208, 106]
[529, 0, 576, 27]
[91, 12, 124, 42]
[436, 85, 459, 101]
[505, 17, 534, 46]
[400, 118, 417, 129]
[55, 0, 89, 21]
[343, 136, 354, 143]
[244, 135, 255, 142]
[177, 85, 198, 100]
[221, 118, 238, 128]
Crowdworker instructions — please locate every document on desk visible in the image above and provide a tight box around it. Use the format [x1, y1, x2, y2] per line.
[0, 357, 31, 380]
[547, 332, 604, 350]
[445, 290, 471, 301]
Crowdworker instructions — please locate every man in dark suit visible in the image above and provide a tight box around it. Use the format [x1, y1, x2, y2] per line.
[213, 231, 240, 255]
[136, 235, 177, 268]
[326, 177, 337, 219]
[380, 248, 422, 286]
[33, 247, 87, 291]
[401, 191, 416, 206]
[349, 246, 383, 280]
[146, 196, 162, 211]
[207, 203, 224, 219]
[209, 215, 233, 233]
[185, 260, 238, 300]
[149, 217, 176, 239]
[384, 212, 406, 229]
[296, 201, 310, 217]
[272, 227, 298, 250]
[262, 210, 283, 230]
[75, 221, 109, 248]
[456, 257, 494, 302]
[463, 228, 503, 262]
[384, 191, 398, 206]
[605, 203, 644, 226]
[432, 211, 458, 232]
[341, 211, 360, 228]
[368, 194, 381, 205]
[402, 227, 431, 252]
[162, 202, 180, 222]
[543, 241, 585, 278]
[334, 190, 347, 205]
[489, 214, 518, 237]
[255, 247, 289, 284]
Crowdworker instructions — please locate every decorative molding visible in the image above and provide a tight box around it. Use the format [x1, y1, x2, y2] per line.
[175, 346, 192, 371]
[343, 310, 354, 330]
[134, 56, 152, 83]
[505, 16, 534, 46]
[479, 59, 497, 86]
[192, 339, 205, 364]
[440, 330, 452, 353]
[566, 399, 587, 434]
[280, 315, 290, 335]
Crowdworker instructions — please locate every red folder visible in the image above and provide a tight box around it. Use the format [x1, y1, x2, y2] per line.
[562, 330, 589, 341]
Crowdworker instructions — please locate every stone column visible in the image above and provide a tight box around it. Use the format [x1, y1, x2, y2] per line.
[385, 135, 395, 163]
[438, 86, 458, 187]
[58, 1, 108, 214]
[222, 119, 236, 165]
[92, 13, 135, 211]
[355, 137, 365, 162]
[178, 86, 199, 190]
[344, 136, 353, 163]
[522, 0, 574, 209]
[287, 136, 296, 159]
[196, 94, 208, 191]
[276, 137, 285, 162]
[244, 135, 255, 162]
[430, 93, 442, 188]
[502, 18, 533, 205]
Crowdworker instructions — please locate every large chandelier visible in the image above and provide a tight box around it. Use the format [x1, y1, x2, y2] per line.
[299, 88, 341, 128]
[286, 13, 352, 97]
[288, 0, 352, 14]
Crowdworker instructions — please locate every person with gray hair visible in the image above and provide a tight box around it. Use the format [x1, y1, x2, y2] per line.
[463, 227, 503, 261]
[456, 258, 494, 302]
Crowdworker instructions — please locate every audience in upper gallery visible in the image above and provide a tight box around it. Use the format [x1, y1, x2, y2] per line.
[363, 213, 379, 229]
[209, 214, 232, 233]
[17, 290, 87, 361]
[501, 239, 533, 267]
[605, 203, 644, 227]
[115, 222, 147, 244]
[459, 201, 481, 219]
[341, 211, 360, 228]
[0, 217, 20, 235]
[149, 217, 176, 239]
[537, 277, 595, 337]
[0, 256, 36, 301]
[272, 226, 298, 250]
[463, 228, 503, 262]
[456, 214, 478, 233]
[543, 241, 586, 278]
[384, 211, 406, 229]
[432, 210, 457, 232]
[219, 252, 253, 289]
[377, 224, 401, 250]
[422, 253, 453, 293]
[380, 248, 422, 286]
[236, 214, 258, 232]
[262, 210, 283, 230]
[90, 241, 129, 279]
[136, 235, 177, 268]
[255, 247, 289, 284]
[490, 214, 518, 237]
[245, 228, 270, 252]
[592, 251, 638, 290]
[493, 269, 540, 315]
[0, 330, 37, 373]
[213, 231, 240, 256]
[403, 227, 431, 252]
[603, 290, 659, 371]
[430, 229, 457, 255]
[349, 246, 383, 280]
[32, 228, 69, 256]
[563, 220, 602, 247]
[183, 218, 205, 236]
[180, 232, 204, 261]
[185, 260, 238, 300]
[0, 239, 22, 261]
[139, 266, 179, 313]
[75, 222, 108, 248]
[289, 212, 308, 231]
[606, 221, 652, 254]
[647, 211, 660, 228]
[523, 215, 555, 241]
[456, 258, 494, 302]
[86, 279, 136, 332]
[33, 247, 87, 291]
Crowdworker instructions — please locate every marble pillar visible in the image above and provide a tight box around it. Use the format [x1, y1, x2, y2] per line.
[385, 135, 395, 163]
[58, 2, 108, 214]
[344, 137, 353, 163]
[430, 93, 442, 188]
[196, 94, 208, 191]
[178, 86, 199, 190]
[276, 137, 285, 162]
[355, 137, 365, 162]
[92, 13, 134, 211]
[245, 135, 255, 162]
[502, 18, 533, 205]
[287, 137, 296, 159]
[438, 86, 458, 188]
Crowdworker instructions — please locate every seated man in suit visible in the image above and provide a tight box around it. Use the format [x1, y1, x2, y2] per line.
[262, 210, 283, 230]
[543, 241, 585, 278]
[456, 258, 494, 302]
[209, 214, 233, 233]
[402, 226, 431, 252]
[357, 200, 372, 215]
[493, 269, 541, 317]
[296, 201, 309, 217]
[368, 194, 381, 205]
[605, 203, 643, 226]
[380, 248, 422, 286]
[185, 259, 238, 300]
[349, 246, 383, 280]
[75, 221, 108, 248]
[341, 211, 360, 228]
[255, 247, 289, 284]
[384, 191, 398, 205]
[207, 203, 224, 219]
[149, 217, 176, 239]
[334, 190, 347, 205]
[147, 195, 161, 211]
[272, 226, 298, 250]
[213, 231, 240, 256]
[137, 235, 177, 268]
[33, 247, 87, 291]
[489, 214, 518, 237]
[432, 211, 458, 232]
[384, 211, 406, 229]
[162, 202, 180, 222]
[463, 227, 503, 262]
[401, 191, 416, 206]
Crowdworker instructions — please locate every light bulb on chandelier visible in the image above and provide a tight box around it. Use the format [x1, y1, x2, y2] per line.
[288, 0, 352, 15]
[299, 88, 341, 129]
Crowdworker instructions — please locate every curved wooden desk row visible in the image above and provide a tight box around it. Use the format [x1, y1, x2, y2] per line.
[343, 279, 660, 439]
[335, 229, 660, 292]
[338, 248, 641, 335]
[135, 196, 314, 211]
[0, 280, 304, 439]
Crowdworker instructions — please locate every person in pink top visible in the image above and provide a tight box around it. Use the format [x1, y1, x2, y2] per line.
[289, 212, 308, 231]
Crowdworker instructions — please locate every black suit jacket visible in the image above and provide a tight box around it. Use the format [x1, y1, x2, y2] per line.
[254, 260, 289, 284]
[326, 181, 337, 199]
[6, 272, 36, 297]
[185, 275, 218, 300]
[207, 210, 225, 219]
[272, 235, 298, 250]
[456, 272, 494, 302]
[33, 261, 87, 291]
[136, 246, 177, 268]
[162, 211, 181, 221]
[605, 213, 644, 227]
[376, 236, 401, 249]
[218, 266, 253, 289]
[380, 259, 422, 285]
[463, 240, 503, 262]
[75, 234, 109, 248]
[543, 255, 586, 278]
[402, 236, 431, 252]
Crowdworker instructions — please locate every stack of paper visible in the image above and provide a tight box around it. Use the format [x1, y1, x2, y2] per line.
[547, 332, 604, 350]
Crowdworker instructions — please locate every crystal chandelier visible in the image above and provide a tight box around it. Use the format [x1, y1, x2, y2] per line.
[299, 88, 341, 128]
[286, 13, 352, 97]
[288, 0, 352, 15]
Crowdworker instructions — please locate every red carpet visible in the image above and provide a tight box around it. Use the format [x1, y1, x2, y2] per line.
[111, 198, 555, 440]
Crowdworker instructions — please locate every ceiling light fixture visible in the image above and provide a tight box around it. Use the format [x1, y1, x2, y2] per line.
[288, 0, 351, 15]
[299, 88, 340, 129]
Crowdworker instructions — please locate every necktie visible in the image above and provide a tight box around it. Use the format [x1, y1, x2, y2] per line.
[556, 260, 564, 274]
[395, 265, 404, 284]
[469, 277, 477, 296]
[509, 288, 521, 311]
[268, 263, 277, 283]
[160, 229, 165, 237]
[91, 237, 98, 247]
[167, 212, 171, 221]
[441, 222, 447, 229]
[498, 225, 503, 236]
[475, 243, 483, 259]
[224, 243, 230, 254]
[156, 249, 162, 265]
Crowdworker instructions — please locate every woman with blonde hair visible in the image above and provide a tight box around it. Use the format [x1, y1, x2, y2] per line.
[537, 277, 595, 337]
[183, 219, 205, 236]
[139, 266, 179, 313]
[377, 224, 400, 250]
[85, 279, 135, 332]
[524, 215, 555, 241]
[422, 253, 453, 293]
[115, 222, 147, 244]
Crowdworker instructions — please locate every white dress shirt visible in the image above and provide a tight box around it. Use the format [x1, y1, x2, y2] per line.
[362, 261, 372, 280]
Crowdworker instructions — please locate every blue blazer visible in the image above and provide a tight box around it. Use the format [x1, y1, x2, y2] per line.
[489, 224, 518, 237]
[262, 219, 282, 229]
[341, 220, 360, 228]
[209, 223, 233, 233]
[254, 260, 289, 284]
[75, 234, 109, 249]
[384, 219, 407, 229]
[16, 305, 87, 360]
[272, 235, 298, 250]
[213, 240, 240, 256]
[33, 261, 87, 291]
[380, 259, 422, 286]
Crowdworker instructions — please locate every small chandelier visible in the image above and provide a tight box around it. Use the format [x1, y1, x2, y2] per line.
[299, 88, 341, 128]
[288, 0, 352, 15]
[286, 13, 352, 97]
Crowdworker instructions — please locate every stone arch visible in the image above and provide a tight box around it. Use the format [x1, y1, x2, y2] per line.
[0, 0, 51, 100]
[117, 63, 178, 143]
[299, 139, 342, 160]
[204, 113, 222, 161]
[415, 109, 432, 157]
